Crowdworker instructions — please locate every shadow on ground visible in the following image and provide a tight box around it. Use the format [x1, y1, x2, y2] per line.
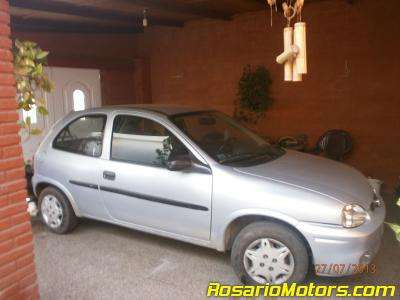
[33, 194, 400, 299]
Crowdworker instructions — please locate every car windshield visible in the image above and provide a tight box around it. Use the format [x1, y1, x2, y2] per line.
[171, 111, 285, 165]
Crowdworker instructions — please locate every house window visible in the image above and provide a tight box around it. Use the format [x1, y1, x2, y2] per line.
[73, 89, 85, 111]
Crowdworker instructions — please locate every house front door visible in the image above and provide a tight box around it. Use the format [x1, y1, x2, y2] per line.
[21, 67, 102, 161]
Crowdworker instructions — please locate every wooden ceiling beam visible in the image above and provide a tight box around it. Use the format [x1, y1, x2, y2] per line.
[123, 0, 232, 20]
[253, 0, 268, 7]
[46, 54, 136, 70]
[10, 17, 141, 34]
[9, 0, 184, 28]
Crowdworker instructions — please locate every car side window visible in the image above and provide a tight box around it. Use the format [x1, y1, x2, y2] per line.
[53, 115, 106, 157]
[111, 115, 189, 167]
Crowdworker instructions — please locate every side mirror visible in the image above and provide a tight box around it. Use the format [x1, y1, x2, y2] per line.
[166, 155, 192, 171]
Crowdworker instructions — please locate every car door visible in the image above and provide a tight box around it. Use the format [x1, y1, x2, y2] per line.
[98, 112, 212, 241]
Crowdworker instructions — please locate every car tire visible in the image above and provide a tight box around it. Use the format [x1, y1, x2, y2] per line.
[231, 221, 309, 285]
[38, 187, 78, 234]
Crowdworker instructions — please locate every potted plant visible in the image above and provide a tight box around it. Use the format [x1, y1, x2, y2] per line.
[235, 65, 273, 124]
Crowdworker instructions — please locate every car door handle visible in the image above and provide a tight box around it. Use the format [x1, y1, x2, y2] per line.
[103, 171, 116, 181]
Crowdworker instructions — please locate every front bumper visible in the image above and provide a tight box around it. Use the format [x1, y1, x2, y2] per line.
[297, 203, 385, 277]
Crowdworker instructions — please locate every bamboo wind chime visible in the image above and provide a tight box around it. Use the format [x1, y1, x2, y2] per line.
[269, 0, 308, 82]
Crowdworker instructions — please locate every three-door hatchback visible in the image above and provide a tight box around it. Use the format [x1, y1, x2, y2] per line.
[32, 105, 385, 284]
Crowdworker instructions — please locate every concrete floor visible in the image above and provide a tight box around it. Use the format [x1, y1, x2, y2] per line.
[32, 195, 400, 300]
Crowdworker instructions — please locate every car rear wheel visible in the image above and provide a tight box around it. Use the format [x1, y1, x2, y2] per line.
[39, 187, 78, 234]
[231, 221, 309, 284]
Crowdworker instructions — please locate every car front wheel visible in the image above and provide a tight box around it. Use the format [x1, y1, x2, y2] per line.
[39, 187, 78, 234]
[231, 221, 309, 285]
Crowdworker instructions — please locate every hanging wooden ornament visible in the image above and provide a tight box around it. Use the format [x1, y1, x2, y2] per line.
[294, 21, 307, 74]
[292, 55, 303, 81]
[276, 0, 308, 82]
[276, 2, 298, 81]
[276, 27, 296, 81]
[295, 0, 304, 21]
[293, 0, 307, 74]
[282, 2, 295, 27]
[267, 0, 277, 27]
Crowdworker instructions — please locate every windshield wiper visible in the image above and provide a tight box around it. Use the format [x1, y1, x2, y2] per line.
[219, 153, 254, 163]
[219, 153, 267, 164]
[219, 147, 282, 164]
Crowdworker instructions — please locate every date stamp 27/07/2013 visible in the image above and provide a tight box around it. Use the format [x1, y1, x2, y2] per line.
[314, 263, 377, 275]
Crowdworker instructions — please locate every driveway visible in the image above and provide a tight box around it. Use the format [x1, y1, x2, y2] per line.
[32, 194, 399, 299]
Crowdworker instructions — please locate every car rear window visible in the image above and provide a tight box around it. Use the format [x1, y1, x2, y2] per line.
[53, 114, 106, 157]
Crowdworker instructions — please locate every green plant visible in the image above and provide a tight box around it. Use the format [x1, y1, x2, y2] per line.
[13, 39, 53, 135]
[155, 137, 172, 166]
[235, 65, 273, 124]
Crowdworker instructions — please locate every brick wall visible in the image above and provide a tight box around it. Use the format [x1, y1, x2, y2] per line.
[10, 31, 149, 106]
[0, 1, 39, 299]
[131, 0, 400, 189]
[6, 1, 400, 189]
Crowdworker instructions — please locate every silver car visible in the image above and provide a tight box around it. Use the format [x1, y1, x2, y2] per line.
[32, 105, 385, 284]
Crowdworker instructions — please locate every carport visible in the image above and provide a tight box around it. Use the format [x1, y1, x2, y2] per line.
[0, 0, 399, 298]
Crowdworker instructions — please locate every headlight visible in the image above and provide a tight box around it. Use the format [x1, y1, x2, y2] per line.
[342, 204, 368, 228]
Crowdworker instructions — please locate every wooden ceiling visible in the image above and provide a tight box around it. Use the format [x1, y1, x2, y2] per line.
[9, 0, 341, 34]
[10, 0, 265, 33]
[9, 0, 262, 33]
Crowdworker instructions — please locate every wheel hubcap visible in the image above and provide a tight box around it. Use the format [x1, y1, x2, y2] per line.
[41, 195, 63, 228]
[243, 238, 294, 284]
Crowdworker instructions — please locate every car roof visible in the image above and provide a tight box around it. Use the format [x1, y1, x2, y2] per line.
[79, 104, 212, 117]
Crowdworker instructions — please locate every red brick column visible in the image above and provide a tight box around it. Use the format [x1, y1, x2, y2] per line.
[0, 0, 39, 299]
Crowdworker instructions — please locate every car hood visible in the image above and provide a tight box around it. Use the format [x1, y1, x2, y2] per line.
[234, 150, 374, 207]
